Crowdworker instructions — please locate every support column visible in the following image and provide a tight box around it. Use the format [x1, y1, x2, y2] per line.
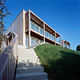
[28, 10, 31, 48]
[62, 40, 64, 47]
[66, 41, 67, 48]
[43, 23, 45, 43]
[60, 36, 62, 45]
[54, 31, 56, 45]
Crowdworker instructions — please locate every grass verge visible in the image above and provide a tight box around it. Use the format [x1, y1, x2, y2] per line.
[34, 44, 80, 80]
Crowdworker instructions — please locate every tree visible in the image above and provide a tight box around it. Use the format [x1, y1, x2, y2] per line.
[76, 45, 80, 51]
[0, 0, 10, 51]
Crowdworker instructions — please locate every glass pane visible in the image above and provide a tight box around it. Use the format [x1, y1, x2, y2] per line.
[35, 25, 39, 32]
[26, 35, 28, 48]
[31, 22, 35, 30]
[40, 27, 43, 35]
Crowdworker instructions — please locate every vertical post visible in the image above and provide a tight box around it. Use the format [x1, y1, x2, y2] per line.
[62, 40, 64, 47]
[28, 10, 31, 48]
[66, 41, 67, 48]
[69, 44, 70, 48]
[54, 31, 56, 45]
[43, 23, 45, 43]
[60, 36, 62, 45]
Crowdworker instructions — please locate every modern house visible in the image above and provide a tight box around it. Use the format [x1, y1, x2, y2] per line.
[7, 9, 70, 48]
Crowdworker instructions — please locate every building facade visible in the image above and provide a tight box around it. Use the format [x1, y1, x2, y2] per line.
[7, 9, 70, 48]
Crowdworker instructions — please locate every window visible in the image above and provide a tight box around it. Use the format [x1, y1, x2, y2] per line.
[31, 21, 43, 35]
[49, 33, 51, 39]
[31, 38, 34, 46]
[52, 35, 54, 40]
[26, 35, 28, 48]
[31, 22, 35, 30]
[35, 25, 39, 32]
[40, 27, 43, 35]
[36, 39, 39, 44]
[47, 32, 49, 37]
[45, 31, 47, 37]
[56, 37, 61, 43]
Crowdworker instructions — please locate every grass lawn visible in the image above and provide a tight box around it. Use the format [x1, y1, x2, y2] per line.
[34, 44, 80, 80]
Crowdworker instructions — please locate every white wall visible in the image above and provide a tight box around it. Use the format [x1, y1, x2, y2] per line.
[7, 9, 26, 47]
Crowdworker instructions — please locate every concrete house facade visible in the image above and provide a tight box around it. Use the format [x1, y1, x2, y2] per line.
[7, 9, 70, 48]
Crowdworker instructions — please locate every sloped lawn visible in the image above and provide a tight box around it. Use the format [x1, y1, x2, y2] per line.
[34, 44, 80, 80]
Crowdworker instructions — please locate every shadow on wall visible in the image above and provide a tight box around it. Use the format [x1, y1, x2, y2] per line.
[44, 51, 80, 80]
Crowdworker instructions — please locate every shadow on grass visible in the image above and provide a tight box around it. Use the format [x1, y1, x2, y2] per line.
[44, 51, 80, 80]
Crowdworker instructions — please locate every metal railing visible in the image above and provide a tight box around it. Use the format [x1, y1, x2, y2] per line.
[0, 32, 18, 80]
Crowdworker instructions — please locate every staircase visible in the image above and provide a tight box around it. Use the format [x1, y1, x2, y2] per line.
[15, 45, 48, 80]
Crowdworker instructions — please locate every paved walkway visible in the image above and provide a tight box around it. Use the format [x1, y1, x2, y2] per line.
[15, 45, 48, 80]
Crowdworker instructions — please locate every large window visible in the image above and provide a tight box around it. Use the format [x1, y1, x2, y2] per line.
[45, 30, 55, 41]
[56, 37, 61, 43]
[31, 21, 43, 35]
[35, 25, 39, 32]
[31, 22, 35, 30]
[31, 36, 39, 46]
[52, 35, 54, 40]
[40, 27, 43, 35]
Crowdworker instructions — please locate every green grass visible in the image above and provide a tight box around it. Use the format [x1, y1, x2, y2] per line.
[0, 50, 1, 55]
[34, 44, 80, 80]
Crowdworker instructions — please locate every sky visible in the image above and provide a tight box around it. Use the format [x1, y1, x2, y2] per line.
[4, 0, 80, 50]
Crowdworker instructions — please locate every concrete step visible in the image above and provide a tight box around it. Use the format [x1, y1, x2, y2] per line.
[16, 72, 48, 80]
[16, 46, 48, 80]
[41, 79, 48, 80]
[16, 66, 44, 74]
[17, 62, 41, 68]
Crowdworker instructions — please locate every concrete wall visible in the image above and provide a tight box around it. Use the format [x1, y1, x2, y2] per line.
[7, 9, 26, 47]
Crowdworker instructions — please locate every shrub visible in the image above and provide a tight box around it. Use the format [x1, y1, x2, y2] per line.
[76, 45, 80, 51]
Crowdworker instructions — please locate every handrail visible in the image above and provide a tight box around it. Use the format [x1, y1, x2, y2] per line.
[0, 32, 18, 80]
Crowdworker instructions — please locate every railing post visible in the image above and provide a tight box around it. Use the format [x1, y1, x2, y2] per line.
[43, 23, 45, 43]
[28, 10, 31, 48]
[54, 31, 56, 45]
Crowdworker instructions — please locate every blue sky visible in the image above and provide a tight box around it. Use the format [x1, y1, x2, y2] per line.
[4, 0, 80, 50]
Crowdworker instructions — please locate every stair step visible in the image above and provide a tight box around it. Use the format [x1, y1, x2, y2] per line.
[17, 62, 41, 68]
[16, 72, 48, 80]
[16, 66, 44, 74]
[16, 46, 48, 80]
[41, 79, 48, 80]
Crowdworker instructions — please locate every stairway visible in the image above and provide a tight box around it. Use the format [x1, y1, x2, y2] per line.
[15, 45, 48, 80]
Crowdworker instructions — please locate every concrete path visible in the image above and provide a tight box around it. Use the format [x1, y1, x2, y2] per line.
[15, 45, 48, 80]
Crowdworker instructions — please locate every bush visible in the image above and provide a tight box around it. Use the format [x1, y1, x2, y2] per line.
[76, 45, 80, 51]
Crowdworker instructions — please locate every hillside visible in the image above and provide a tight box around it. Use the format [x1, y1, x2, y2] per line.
[34, 43, 80, 80]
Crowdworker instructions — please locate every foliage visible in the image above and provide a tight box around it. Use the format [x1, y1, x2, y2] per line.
[0, 0, 10, 52]
[76, 45, 80, 51]
[35, 44, 80, 80]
